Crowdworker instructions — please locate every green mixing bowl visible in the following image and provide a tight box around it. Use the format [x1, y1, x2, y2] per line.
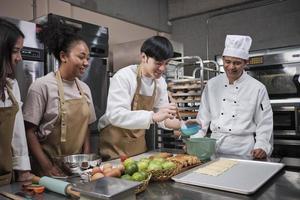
[185, 137, 216, 161]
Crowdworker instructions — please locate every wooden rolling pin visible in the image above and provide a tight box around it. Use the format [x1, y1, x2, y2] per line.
[32, 176, 80, 198]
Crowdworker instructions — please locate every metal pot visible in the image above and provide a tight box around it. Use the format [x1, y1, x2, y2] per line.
[55, 154, 102, 174]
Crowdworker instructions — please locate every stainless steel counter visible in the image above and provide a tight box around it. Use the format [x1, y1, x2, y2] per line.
[1, 151, 300, 200]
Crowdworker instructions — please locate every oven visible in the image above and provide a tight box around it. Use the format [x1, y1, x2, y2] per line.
[247, 47, 300, 162]
[245, 47, 300, 138]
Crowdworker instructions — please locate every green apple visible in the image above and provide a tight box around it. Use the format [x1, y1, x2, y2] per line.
[139, 158, 150, 165]
[121, 174, 133, 181]
[132, 172, 145, 181]
[147, 163, 163, 171]
[123, 158, 136, 168]
[125, 163, 138, 175]
[152, 157, 165, 163]
[162, 161, 176, 170]
[137, 161, 149, 171]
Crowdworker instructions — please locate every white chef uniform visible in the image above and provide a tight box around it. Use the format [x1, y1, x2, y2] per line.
[194, 73, 273, 156]
[193, 35, 273, 156]
[98, 64, 169, 130]
[0, 78, 31, 170]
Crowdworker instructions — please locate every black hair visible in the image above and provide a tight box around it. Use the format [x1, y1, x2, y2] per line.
[140, 36, 173, 61]
[37, 15, 85, 63]
[0, 18, 24, 101]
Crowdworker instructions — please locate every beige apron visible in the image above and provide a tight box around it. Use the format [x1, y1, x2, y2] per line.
[33, 71, 90, 175]
[0, 83, 19, 186]
[100, 66, 156, 160]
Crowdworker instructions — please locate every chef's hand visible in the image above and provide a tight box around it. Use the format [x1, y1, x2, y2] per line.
[152, 103, 177, 123]
[251, 148, 267, 159]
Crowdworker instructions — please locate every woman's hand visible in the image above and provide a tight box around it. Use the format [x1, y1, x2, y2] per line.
[42, 163, 65, 177]
[16, 171, 34, 182]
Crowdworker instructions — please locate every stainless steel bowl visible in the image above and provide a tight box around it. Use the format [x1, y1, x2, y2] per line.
[55, 154, 102, 174]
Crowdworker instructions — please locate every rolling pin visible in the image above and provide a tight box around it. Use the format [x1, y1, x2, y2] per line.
[32, 176, 80, 198]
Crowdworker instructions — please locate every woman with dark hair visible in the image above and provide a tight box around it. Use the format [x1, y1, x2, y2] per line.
[0, 18, 32, 185]
[98, 36, 181, 160]
[23, 16, 96, 176]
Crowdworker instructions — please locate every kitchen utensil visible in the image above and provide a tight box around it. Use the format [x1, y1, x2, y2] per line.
[180, 123, 201, 136]
[55, 154, 101, 174]
[168, 91, 183, 121]
[185, 137, 216, 161]
[0, 192, 23, 200]
[172, 158, 284, 195]
[72, 176, 140, 200]
[32, 176, 80, 198]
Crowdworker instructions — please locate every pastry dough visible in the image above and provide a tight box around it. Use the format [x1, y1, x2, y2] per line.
[195, 159, 238, 176]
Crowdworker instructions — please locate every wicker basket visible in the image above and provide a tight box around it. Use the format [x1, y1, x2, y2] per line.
[135, 173, 152, 194]
[148, 161, 182, 181]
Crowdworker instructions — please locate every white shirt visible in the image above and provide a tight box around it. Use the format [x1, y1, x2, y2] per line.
[0, 79, 31, 170]
[98, 65, 169, 130]
[194, 72, 273, 156]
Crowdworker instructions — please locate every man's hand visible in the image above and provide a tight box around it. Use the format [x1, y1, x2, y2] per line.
[251, 148, 267, 159]
[152, 103, 177, 123]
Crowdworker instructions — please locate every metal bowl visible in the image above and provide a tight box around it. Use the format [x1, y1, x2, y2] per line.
[55, 154, 102, 174]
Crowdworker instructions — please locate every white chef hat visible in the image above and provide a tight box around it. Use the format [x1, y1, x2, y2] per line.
[222, 35, 252, 60]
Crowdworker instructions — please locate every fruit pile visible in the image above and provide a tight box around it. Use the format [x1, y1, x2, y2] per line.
[121, 158, 152, 182]
[120, 155, 178, 182]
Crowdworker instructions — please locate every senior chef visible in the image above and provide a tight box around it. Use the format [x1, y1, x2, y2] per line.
[98, 36, 181, 160]
[193, 35, 273, 159]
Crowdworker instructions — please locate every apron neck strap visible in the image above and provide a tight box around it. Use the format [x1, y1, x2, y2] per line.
[6, 82, 18, 106]
[55, 70, 86, 143]
[132, 65, 157, 110]
[55, 70, 66, 104]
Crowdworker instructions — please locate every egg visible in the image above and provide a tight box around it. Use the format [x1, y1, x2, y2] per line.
[103, 168, 121, 178]
[92, 167, 103, 175]
[91, 172, 104, 181]
[116, 164, 125, 173]
[102, 163, 112, 170]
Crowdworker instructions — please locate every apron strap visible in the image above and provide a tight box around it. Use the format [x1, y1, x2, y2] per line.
[5, 82, 18, 107]
[74, 78, 86, 99]
[55, 71, 87, 142]
[132, 65, 157, 110]
[55, 71, 68, 143]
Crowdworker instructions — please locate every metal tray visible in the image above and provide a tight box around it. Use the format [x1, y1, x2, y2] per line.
[73, 177, 140, 200]
[172, 157, 284, 195]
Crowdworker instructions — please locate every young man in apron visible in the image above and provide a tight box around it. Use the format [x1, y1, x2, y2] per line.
[193, 35, 273, 159]
[98, 36, 181, 160]
[0, 18, 32, 185]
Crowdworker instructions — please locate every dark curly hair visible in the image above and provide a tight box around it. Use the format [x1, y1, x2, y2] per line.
[140, 36, 173, 61]
[0, 18, 24, 101]
[38, 15, 86, 63]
